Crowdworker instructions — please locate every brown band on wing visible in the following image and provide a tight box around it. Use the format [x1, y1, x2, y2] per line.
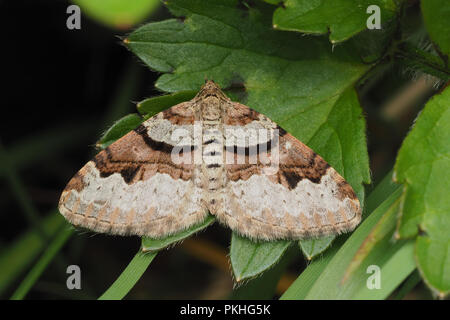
[333, 172, 358, 200]
[162, 103, 195, 125]
[226, 152, 330, 189]
[276, 125, 288, 137]
[276, 134, 331, 189]
[226, 132, 333, 190]
[134, 124, 175, 154]
[134, 124, 196, 154]
[279, 171, 302, 190]
[227, 163, 261, 181]
[63, 171, 85, 193]
[224, 134, 279, 156]
[90, 130, 194, 184]
[278, 153, 330, 189]
[117, 165, 141, 183]
[224, 102, 260, 126]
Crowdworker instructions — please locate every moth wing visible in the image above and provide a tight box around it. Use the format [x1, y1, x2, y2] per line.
[58, 102, 208, 238]
[217, 102, 361, 240]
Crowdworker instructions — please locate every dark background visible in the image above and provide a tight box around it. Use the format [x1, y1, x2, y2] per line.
[0, 0, 435, 299]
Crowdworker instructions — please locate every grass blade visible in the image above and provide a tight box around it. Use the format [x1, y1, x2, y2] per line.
[98, 250, 156, 300]
[10, 226, 73, 300]
[0, 212, 65, 297]
[392, 270, 422, 300]
[280, 237, 345, 300]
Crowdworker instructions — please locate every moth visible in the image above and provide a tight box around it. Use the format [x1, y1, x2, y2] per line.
[59, 81, 361, 241]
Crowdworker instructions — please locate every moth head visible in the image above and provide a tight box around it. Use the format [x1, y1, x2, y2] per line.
[197, 80, 229, 100]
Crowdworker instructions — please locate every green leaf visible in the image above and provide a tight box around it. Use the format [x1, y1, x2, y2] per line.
[127, 0, 371, 196]
[73, 0, 160, 30]
[98, 250, 157, 300]
[137, 90, 197, 116]
[421, 0, 450, 57]
[141, 215, 215, 252]
[126, 0, 371, 268]
[97, 113, 143, 149]
[415, 236, 450, 298]
[272, 0, 396, 43]
[392, 270, 422, 300]
[299, 235, 334, 260]
[230, 245, 298, 299]
[281, 237, 344, 299]
[230, 233, 291, 281]
[394, 86, 450, 297]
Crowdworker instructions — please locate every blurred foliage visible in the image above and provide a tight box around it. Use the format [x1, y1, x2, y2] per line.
[73, 0, 161, 30]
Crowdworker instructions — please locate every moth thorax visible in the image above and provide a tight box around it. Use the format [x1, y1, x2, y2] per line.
[200, 96, 222, 121]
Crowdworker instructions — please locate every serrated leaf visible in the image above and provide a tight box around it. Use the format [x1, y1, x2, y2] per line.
[421, 0, 450, 57]
[126, 0, 370, 267]
[141, 215, 215, 252]
[394, 86, 450, 297]
[137, 90, 197, 116]
[415, 236, 450, 299]
[230, 233, 290, 281]
[73, 0, 160, 30]
[273, 0, 396, 43]
[127, 0, 371, 194]
[299, 235, 334, 260]
[97, 113, 143, 149]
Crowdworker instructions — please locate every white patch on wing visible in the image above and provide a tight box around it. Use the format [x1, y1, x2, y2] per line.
[224, 169, 354, 221]
[142, 118, 194, 146]
[63, 162, 204, 225]
[224, 118, 276, 147]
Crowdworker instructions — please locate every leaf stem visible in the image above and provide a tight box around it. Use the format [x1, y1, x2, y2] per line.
[98, 250, 156, 300]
